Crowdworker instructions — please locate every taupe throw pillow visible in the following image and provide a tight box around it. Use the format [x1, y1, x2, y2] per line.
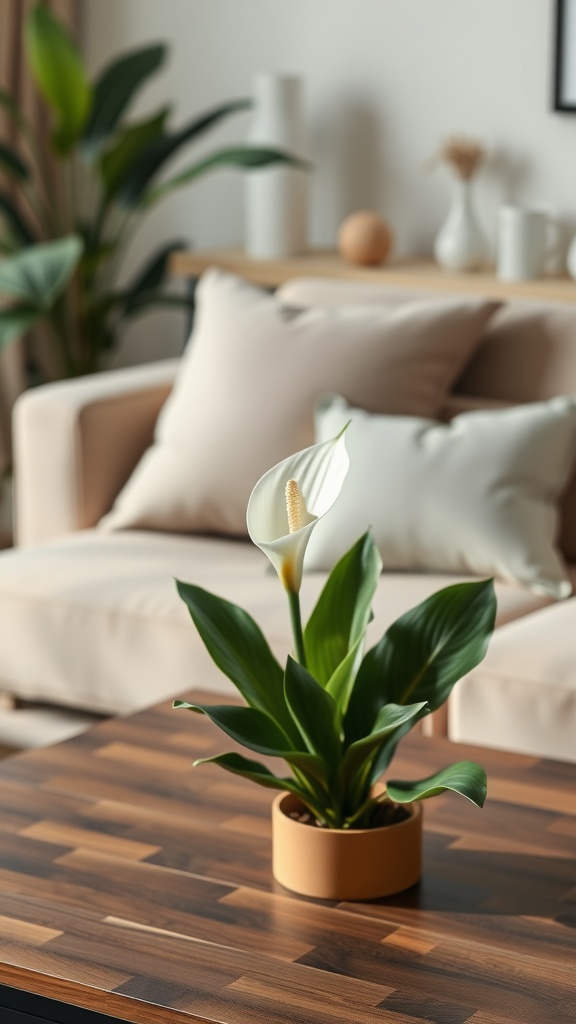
[102, 269, 498, 537]
[307, 394, 576, 598]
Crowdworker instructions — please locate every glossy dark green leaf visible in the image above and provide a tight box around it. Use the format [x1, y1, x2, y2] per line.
[304, 531, 381, 690]
[145, 145, 308, 206]
[25, 4, 91, 154]
[82, 44, 166, 158]
[283, 656, 340, 768]
[0, 141, 29, 182]
[99, 108, 170, 197]
[176, 580, 297, 743]
[121, 240, 187, 313]
[117, 98, 251, 206]
[345, 579, 496, 749]
[0, 189, 36, 245]
[387, 761, 487, 809]
[193, 751, 307, 797]
[0, 236, 83, 308]
[175, 700, 328, 785]
[339, 702, 426, 790]
[0, 305, 41, 349]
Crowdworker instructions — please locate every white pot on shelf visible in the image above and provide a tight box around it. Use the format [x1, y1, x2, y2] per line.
[434, 178, 488, 272]
[245, 73, 308, 259]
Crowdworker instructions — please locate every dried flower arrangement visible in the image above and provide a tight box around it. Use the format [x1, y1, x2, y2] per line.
[430, 137, 486, 180]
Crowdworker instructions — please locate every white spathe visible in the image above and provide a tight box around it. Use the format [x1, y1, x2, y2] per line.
[247, 431, 349, 592]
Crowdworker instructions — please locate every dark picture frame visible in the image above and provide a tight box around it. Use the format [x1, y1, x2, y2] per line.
[554, 0, 576, 111]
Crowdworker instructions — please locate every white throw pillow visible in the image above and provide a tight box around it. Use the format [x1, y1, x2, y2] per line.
[307, 394, 576, 598]
[101, 269, 497, 537]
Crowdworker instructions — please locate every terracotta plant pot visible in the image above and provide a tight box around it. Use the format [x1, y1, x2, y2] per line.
[271, 792, 422, 900]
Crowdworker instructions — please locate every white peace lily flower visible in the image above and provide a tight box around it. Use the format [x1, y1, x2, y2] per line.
[247, 428, 350, 594]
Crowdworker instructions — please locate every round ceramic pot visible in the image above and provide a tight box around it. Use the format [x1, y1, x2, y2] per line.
[271, 793, 422, 900]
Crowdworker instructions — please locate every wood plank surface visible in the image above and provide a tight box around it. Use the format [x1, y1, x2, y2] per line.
[0, 689, 574, 1024]
[169, 248, 576, 304]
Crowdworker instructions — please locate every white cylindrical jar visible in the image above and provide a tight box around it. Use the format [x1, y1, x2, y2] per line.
[245, 73, 308, 259]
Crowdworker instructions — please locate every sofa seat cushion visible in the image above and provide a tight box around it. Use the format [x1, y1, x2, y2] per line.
[0, 530, 555, 716]
[450, 599, 576, 762]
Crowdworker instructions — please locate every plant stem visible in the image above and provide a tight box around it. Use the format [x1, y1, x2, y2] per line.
[287, 589, 307, 668]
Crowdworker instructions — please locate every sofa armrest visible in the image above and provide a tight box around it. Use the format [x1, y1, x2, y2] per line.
[14, 360, 178, 547]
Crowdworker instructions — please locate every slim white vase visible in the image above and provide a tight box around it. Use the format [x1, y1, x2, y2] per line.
[245, 74, 307, 259]
[434, 179, 488, 272]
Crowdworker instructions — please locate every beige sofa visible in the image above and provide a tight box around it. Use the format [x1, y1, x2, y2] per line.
[1, 275, 576, 761]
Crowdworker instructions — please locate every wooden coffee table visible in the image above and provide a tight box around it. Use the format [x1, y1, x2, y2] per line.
[0, 690, 574, 1024]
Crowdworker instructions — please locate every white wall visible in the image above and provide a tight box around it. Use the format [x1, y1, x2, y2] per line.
[84, 0, 576, 363]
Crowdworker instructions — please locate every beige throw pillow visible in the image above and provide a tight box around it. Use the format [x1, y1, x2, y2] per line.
[102, 269, 497, 537]
[307, 394, 576, 598]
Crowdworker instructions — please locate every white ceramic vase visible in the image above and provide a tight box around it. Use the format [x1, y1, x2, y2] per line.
[245, 73, 308, 259]
[434, 179, 488, 272]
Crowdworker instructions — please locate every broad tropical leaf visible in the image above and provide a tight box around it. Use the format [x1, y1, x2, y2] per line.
[193, 751, 309, 799]
[0, 188, 36, 245]
[175, 700, 328, 785]
[117, 98, 251, 206]
[387, 761, 487, 808]
[339, 702, 427, 790]
[25, 4, 92, 154]
[284, 656, 340, 768]
[175, 581, 297, 742]
[82, 44, 166, 158]
[345, 579, 496, 747]
[0, 305, 41, 349]
[121, 241, 187, 313]
[0, 236, 83, 308]
[145, 146, 307, 206]
[0, 141, 29, 182]
[304, 532, 381, 688]
[99, 108, 170, 197]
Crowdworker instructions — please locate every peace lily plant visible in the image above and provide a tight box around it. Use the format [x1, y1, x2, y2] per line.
[176, 431, 496, 832]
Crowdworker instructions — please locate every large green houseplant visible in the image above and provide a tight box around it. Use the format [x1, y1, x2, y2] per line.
[175, 430, 496, 899]
[0, 3, 303, 379]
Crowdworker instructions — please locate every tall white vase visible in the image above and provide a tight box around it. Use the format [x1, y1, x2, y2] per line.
[433, 179, 488, 272]
[245, 74, 308, 259]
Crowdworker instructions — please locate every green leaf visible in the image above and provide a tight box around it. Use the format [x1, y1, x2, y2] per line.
[175, 700, 329, 786]
[99, 108, 170, 198]
[305, 532, 381, 689]
[25, 3, 92, 154]
[145, 145, 308, 207]
[176, 580, 297, 742]
[174, 702, 293, 756]
[0, 305, 41, 349]
[284, 656, 340, 767]
[117, 98, 252, 206]
[121, 240, 187, 313]
[193, 751, 308, 799]
[0, 141, 29, 182]
[82, 44, 167, 158]
[345, 579, 496, 749]
[0, 236, 83, 308]
[387, 761, 487, 809]
[339, 702, 427, 791]
[0, 189, 36, 245]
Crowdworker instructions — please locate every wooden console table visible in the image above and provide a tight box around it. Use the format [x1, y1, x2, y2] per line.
[0, 690, 574, 1024]
[170, 247, 576, 304]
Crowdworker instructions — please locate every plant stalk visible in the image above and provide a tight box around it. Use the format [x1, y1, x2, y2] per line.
[287, 589, 307, 668]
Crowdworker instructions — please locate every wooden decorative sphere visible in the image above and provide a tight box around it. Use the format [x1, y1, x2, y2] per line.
[338, 211, 393, 266]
